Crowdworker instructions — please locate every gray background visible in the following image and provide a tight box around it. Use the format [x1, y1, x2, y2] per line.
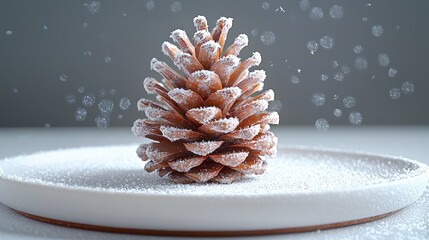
[0, 0, 428, 127]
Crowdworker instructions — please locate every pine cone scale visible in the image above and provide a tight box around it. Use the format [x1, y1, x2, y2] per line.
[167, 88, 204, 111]
[184, 161, 224, 182]
[183, 141, 224, 156]
[209, 151, 249, 167]
[169, 156, 208, 172]
[185, 106, 222, 125]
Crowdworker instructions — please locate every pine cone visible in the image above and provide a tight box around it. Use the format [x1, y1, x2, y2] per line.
[132, 16, 279, 184]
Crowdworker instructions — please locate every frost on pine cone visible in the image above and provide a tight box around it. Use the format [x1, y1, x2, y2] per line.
[132, 16, 279, 184]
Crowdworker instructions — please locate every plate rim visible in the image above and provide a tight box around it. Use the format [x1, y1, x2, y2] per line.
[11, 208, 400, 236]
[0, 145, 428, 199]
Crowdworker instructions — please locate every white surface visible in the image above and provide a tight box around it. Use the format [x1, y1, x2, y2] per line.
[0, 126, 428, 239]
[1, 145, 427, 232]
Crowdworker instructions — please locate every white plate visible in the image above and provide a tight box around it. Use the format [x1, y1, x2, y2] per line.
[0, 145, 428, 235]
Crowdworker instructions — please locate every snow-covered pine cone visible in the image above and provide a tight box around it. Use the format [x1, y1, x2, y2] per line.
[132, 16, 279, 184]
